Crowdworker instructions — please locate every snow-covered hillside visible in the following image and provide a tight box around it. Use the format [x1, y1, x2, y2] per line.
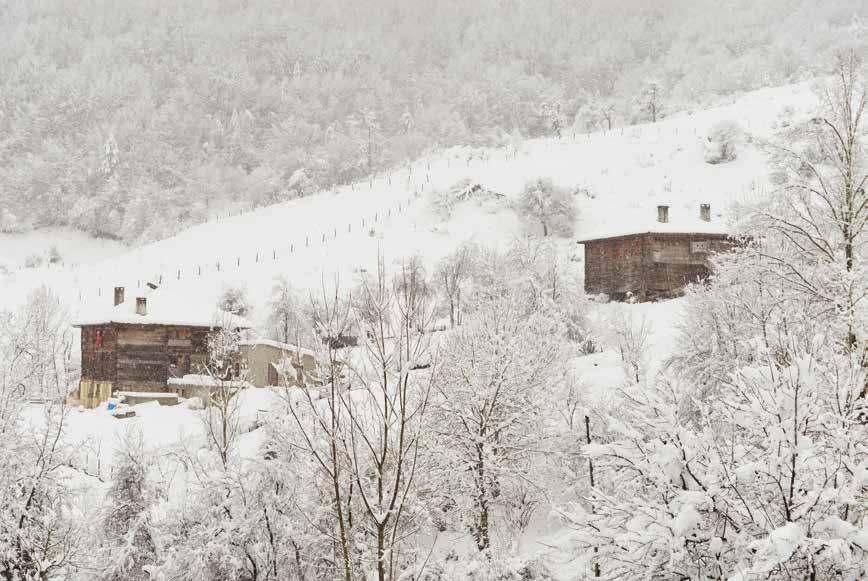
[0, 82, 815, 326]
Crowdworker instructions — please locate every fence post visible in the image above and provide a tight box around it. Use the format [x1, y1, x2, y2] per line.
[255, 253, 259, 263]
[236, 257, 240, 267]
[290, 244, 293, 253]
[306, 236, 309, 247]
[217, 262, 221, 272]
[273, 250, 276, 260]
[177, 269, 180, 280]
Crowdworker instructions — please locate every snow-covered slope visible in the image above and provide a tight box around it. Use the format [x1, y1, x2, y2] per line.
[0, 82, 816, 327]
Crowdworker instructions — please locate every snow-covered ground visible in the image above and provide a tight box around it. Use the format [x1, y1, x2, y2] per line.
[3, 82, 820, 576]
[0, 82, 815, 326]
[0, 227, 127, 272]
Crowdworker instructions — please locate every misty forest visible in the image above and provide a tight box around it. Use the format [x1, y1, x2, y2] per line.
[0, 1, 866, 580]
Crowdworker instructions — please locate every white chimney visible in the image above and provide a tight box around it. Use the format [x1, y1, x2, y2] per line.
[136, 297, 147, 316]
[657, 205, 669, 223]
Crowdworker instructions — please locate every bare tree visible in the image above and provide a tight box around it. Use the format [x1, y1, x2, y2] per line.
[1, 286, 74, 400]
[434, 243, 477, 328]
[267, 276, 307, 347]
[0, 290, 82, 579]
[607, 309, 652, 385]
[199, 316, 247, 467]
[342, 254, 436, 581]
[282, 279, 356, 581]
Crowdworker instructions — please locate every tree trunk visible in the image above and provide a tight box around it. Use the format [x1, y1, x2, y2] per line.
[474, 442, 490, 552]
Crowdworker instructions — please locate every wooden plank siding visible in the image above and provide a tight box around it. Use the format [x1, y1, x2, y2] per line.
[584, 232, 733, 301]
[80, 323, 213, 395]
[80, 325, 118, 383]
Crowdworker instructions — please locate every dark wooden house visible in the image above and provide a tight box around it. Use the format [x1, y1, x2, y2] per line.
[579, 204, 735, 301]
[72, 286, 251, 408]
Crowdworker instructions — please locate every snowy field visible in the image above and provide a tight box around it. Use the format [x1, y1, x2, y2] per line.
[0, 82, 815, 326]
[1, 81, 831, 578]
[1, 78, 816, 490]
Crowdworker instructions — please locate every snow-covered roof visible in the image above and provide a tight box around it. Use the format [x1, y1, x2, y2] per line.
[73, 286, 252, 328]
[238, 338, 316, 357]
[167, 374, 249, 388]
[577, 216, 730, 243]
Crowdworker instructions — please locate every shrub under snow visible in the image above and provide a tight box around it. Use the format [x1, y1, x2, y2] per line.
[704, 119, 742, 164]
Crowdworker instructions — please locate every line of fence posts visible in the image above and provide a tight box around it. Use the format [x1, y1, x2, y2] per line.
[73, 155, 504, 299]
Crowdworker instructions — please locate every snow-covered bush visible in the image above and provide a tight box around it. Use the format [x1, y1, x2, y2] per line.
[704, 119, 741, 164]
[0, 208, 20, 233]
[605, 309, 652, 384]
[563, 346, 868, 580]
[217, 283, 252, 318]
[24, 253, 43, 268]
[48, 245, 62, 264]
[431, 178, 505, 219]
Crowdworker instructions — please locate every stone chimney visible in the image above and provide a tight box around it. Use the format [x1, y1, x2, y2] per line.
[136, 297, 147, 316]
[114, 286, 125, 306]
[700, 203, 711, 222]
[657, 205, 669, 223]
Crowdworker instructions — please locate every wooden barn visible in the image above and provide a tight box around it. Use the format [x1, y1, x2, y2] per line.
[578, 204, 735, 301]
[72, 286, 251, 408]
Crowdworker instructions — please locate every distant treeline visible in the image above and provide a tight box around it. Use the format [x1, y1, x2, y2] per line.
[0, 0, 864, 243]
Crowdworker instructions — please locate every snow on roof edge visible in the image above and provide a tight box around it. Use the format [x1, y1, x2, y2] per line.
[238, 338, 316, 357]
[577, 223, 730, 243]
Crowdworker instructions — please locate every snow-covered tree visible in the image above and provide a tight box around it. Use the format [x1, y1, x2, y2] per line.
[434, 242, 478, 328]
[516, 177, 577, 237]
[564, 339, 867, 580]
[0, 286, 75, 399]
[200, 319, 247, 467]
[641, 80, 663, 123]
[0, 295, 82, 578]
[605, 308, 653, 385]
[761, 50, 867, 353]
[217, 283, 252, 318]
[277, 281, 357, 581]
[704, 119, 742, 164]
[342, 254, 436, 581]
[99, 429, 156, 581]
[428, 295, 567, 552]
[267, 276, 307, 346]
